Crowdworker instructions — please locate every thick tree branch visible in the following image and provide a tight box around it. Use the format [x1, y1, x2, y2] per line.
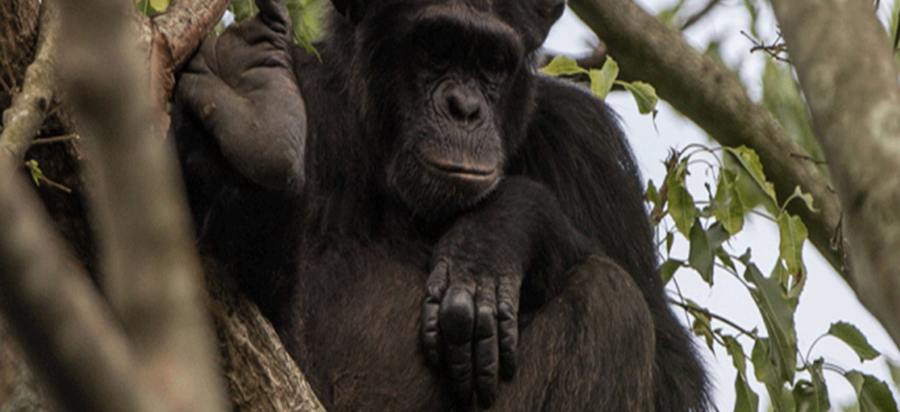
[56, 0, 226, 410]
[0, 0, 60, 162]
[568, 0, 848, 279]
[0, 157, 158, 412]
[205, 260, 327, 412]
[770, 0, 900, 349]
[0, 0, 227, 163]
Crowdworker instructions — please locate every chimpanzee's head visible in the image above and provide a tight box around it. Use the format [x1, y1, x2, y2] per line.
[331, 0, 565, 218]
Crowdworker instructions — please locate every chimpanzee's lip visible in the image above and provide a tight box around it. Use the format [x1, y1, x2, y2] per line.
[419, 154, 498, 181]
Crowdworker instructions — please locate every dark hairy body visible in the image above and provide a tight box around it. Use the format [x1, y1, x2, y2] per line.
[171, 0, 709, 410]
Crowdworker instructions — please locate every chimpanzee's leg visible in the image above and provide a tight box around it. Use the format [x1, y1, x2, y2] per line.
[490, 255, 656, 412]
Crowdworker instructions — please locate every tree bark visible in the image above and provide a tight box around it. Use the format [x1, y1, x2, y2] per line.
[770, 0, 900, 350]
[0, 0, 39, 112]
[205, 259, 327, 412]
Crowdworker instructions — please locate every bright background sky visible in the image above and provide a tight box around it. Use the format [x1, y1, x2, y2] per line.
[543, 2, 900, 409]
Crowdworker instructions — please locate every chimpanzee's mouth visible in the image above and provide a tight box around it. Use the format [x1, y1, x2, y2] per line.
[418, 154, 498, 182]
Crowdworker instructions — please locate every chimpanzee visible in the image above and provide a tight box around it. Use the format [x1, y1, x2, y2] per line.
[170, 0, 709, 409]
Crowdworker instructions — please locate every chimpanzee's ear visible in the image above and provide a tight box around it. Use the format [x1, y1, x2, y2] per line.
[332, 0, 365, 24]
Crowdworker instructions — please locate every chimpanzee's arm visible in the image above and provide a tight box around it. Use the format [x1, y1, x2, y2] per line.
[173, 0, 305, 192]
[422, 176, 594, 408]
[170, 0, 306, 316]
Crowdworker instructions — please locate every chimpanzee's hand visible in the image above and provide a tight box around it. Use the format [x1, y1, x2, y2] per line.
[174, 0, 305, 191]
[422, 186, 531, 408]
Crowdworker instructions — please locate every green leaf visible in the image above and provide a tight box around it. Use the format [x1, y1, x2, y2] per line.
[686, 299, 715, 352]
[762, 60, 824, 168]
[659, 259, 683, 285]
[135, 0, 153, 15]
[733, 373, 760, 412]
[646, 179, 660, 207]
[230, 0, 259, 23]
[792, 360, 830, 412]
[588, 56, 619, 100]
[753, 340, 796, 412]
[724, 146, 778, 204]
[785, 185, 819, 213]
[665, 231, 675, 254]
[845, 371, 900, 412]
[26, 160, 42, 186]
[745, 263, 797, 383]
[777, 212, 807, 276]
[887, 358, 900, 387]
[667, 159, 695, 236]
[715, 247, 735, 271]
[616, 80, 658, 115]
[149, 0, 168, 11]
[829, 322, 880, 362]
[540, 56, 588, 76]
[724, 335, 748, 377]
[688, 219, 713, 284]
[713, 168, 745, 235]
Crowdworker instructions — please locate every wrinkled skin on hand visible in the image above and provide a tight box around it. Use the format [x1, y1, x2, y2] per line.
[175, 1, 305, 191]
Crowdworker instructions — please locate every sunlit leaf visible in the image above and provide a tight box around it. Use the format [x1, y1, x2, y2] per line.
[230, 0, 259, 22]
[26, 160, 42, 186]
[617, 80, 658, 115]
[724, 146, 777, 204]
[777, 212, 807, 276]
[149, 0, 168, 11]
[588, 56, 619, 100]
[829, 322, 880, 362]
[540, 56, 588, 76]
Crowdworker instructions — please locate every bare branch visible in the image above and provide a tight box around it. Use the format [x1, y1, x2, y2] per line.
[771, 0, 900, 350]
[680, 0, 721, 31]
[0, 0, 61, 162]
[568, 0, 848, 280]
[0, 157, 157, 412]
[55, 0, 226, 409]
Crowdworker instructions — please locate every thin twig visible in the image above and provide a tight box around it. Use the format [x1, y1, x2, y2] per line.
[741, 30, 791, 63]
[789, 152, 827, 165]
[668, 299, 758, 338]
[23, 160, 71, 193]
[31, 133, 78, 145]
[680, 0, 722, 31]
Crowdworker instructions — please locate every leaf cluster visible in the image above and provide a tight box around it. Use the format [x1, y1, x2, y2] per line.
[648, 144, 897, 412]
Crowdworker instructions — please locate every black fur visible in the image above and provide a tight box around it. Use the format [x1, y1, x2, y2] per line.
[171, 0, 709, 410]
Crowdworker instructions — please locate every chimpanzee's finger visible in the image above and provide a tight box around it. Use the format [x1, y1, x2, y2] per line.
[422, 261, 449, 366]
[254, 0, 291, 30]
[497, 275, 520, 380]
[474, 283, 499, 408]
[440, 286, 475, 402]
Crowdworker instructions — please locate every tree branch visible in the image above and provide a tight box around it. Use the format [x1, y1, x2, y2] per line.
[0, 157, 157, 412]
[55, 0, 226, 410]
[567, 0, 848, 280]
[0, 0, 60, 162]
[770, 0, 900, 349]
